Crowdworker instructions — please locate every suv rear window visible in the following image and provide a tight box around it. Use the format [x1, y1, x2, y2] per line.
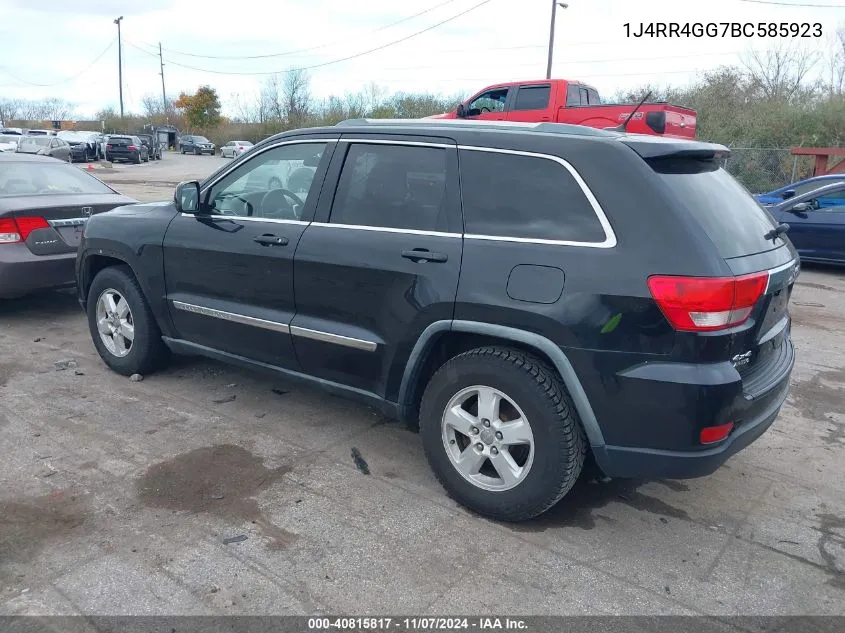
[110, 137, 131, 144]
[648, 158, 783, 259]
[459, 149, 607, 244]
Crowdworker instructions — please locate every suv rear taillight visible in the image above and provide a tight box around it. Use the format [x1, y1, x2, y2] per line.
[127, 145, 137, 151]
[0, 216, 49, 243]
[106, 144, 113, 149]
[647, 272, 768, 332]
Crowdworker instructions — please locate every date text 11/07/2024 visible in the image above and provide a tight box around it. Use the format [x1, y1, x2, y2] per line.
[308, 617, 529, 631]
[624, 22, 822, 38]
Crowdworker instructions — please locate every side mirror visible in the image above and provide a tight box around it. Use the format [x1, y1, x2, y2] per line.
[789, 201, 812, 213]
[781, 189, 796, 200]
[175, 180, 201, 213]
[456, 103, 466, 118]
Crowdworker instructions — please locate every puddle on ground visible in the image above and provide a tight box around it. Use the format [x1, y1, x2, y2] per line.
[0, 490, 88, 584]
[788, 369, 845, 446]
[816, 513, 845, 589]
[510, 477, 691, 532]
[136, 444, 296, 549]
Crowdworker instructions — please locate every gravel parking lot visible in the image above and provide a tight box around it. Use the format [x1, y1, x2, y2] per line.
[1, 153, 843, 616]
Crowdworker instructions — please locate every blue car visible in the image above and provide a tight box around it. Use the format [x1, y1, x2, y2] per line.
[763, 180, 845, 265]
[756, 174, 845, 207]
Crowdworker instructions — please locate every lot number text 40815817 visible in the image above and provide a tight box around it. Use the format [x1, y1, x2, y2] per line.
[624, 22, 822, 38]
[308, 617, 529, 630]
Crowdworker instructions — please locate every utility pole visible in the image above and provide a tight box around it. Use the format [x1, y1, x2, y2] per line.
[114, 16, 124, 119]
[546, 2, 568, 80]
[158, 42, 168, 121]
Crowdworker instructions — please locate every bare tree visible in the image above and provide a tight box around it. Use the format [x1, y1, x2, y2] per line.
[742, 44, 819, 102]
[260, 74, 285, 123]
[827, 25, 845, 95]
[282, 69, 312, 128]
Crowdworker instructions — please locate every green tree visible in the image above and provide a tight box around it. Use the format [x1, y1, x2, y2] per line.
[174, 85, 222, 130]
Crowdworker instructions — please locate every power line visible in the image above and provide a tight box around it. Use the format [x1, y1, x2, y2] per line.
[738, 0, 844, 6]
[127, 0, 495, 76]
[135, 0, 462, 60]
[371, 50, 748, 72]
[0, 38, 116, 87]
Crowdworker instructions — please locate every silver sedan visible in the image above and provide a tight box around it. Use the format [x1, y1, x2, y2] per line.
[220, 140, 254, 158]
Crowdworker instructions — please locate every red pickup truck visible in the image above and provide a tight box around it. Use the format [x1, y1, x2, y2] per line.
[429, 79, 697, 139]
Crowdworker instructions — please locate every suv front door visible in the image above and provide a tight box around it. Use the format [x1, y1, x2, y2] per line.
[162, 137, 337, 368]
[291, 136, 463, 399]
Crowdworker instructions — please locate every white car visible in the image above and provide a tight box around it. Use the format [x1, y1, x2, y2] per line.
[220, 140, 254, 158]
[0, 133, 20, 153]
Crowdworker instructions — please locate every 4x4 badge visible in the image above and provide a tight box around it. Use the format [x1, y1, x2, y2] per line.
[732, 351, 752, 368]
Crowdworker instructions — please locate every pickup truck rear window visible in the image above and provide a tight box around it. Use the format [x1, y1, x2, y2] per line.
[648, 157, 784, 259]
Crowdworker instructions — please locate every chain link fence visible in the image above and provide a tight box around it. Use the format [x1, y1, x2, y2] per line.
[721, 147, 816, 195]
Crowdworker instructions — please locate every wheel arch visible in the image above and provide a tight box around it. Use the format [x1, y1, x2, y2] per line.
[398, 320, 605, 448]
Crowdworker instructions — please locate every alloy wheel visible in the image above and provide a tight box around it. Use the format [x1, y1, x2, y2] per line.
[441, 385, 535, 492]
[95, 288, 134, 358]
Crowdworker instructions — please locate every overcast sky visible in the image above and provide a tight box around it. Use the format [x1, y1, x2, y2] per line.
[0, 0, 841, 117]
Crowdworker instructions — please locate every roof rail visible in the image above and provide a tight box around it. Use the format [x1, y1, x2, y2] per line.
[334, 118, 619, 137]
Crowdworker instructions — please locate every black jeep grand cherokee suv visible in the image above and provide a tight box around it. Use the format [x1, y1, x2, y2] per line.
[75, 120, 797, 522]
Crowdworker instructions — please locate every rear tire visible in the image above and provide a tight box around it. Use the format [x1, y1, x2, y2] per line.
[86, 265, 170, 376]
[419, 346, 586, 522]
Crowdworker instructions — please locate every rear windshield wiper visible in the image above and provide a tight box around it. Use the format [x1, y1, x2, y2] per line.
[764, 223, 789, 242]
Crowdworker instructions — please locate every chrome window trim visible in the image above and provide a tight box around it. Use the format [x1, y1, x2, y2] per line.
[172, 300, 290, 334]
[199, 137, 338, 220]
[179, 213, 309, 226]
[290, 325, 377, 352]
[338, 138, 454, 149]
[310, 222, 460, 238]
[456, 145, 617, 249]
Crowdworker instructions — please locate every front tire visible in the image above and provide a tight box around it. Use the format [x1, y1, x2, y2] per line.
[86, 265, 170, 376]
[420, 347, 586, 522]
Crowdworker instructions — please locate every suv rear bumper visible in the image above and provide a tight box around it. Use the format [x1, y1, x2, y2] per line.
[591, 341, 793, 480]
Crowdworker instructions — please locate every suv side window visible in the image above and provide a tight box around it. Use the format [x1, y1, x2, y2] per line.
[207, 142, 326, 220]
[513, 85, 551, 111]
[329, 143, 449, 232]
[459, 149, 608, 244]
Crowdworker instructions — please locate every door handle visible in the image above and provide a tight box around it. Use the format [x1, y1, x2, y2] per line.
[254, 234, 289, 246]
[401, 248, 448, 263]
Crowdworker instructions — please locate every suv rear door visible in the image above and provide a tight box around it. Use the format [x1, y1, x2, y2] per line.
[291, 135, 463, 399]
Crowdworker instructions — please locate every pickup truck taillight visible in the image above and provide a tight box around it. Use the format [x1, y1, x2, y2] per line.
[0, 217, 49, 244]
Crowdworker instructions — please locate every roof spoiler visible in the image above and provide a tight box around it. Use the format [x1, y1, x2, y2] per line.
[619, 136, 730, 160]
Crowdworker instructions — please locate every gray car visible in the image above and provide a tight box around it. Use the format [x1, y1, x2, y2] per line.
[16, 136, 72, 162]
[0, 154, 136, 298]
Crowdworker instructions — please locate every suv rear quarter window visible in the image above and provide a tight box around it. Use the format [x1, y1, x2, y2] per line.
[459, 148, 609, 244]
